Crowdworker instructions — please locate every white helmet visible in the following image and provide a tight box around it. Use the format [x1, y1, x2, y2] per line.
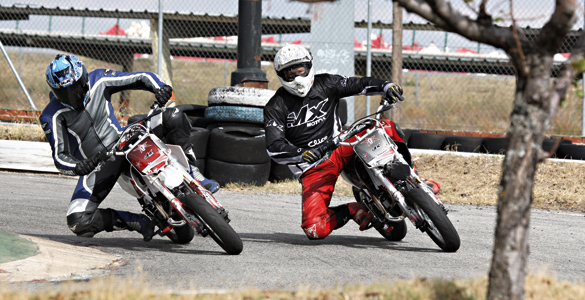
[274, 44, 315, 97]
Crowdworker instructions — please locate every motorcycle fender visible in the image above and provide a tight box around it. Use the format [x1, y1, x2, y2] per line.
[117, 174, 141, 198]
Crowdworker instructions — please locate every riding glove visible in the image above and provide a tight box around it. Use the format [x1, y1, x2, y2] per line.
[384, 83, 405, 103]
[74, 155, 100, 176]
[154, 85, 173, 107]
[302, 147, 324, 164]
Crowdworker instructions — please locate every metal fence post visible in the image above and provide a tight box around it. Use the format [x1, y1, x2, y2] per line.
[0, 41, 36, 110]
[230, 0, 268, 88]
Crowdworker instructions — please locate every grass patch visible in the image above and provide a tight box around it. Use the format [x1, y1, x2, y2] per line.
[0, 123, 46, 142]
[228, 152, 585, 213]
[1, 272, 584, 300]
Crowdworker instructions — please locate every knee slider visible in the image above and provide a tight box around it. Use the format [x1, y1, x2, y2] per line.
[66, 212, 96, 237]
[301, 222, 331, 240]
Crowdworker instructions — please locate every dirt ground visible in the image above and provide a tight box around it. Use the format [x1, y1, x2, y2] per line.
[413, 153, 585, 212]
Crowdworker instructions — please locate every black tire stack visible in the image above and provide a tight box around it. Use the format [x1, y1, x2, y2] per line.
[204, 87, 294, 185]
[404, 131, 584, 160]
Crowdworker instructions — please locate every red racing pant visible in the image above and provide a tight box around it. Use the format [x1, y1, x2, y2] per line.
[300, 119, 403, 239]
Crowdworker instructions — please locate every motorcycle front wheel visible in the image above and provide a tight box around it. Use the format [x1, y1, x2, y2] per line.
[180, 193, 243, 255]
[407, 188, 460, 252]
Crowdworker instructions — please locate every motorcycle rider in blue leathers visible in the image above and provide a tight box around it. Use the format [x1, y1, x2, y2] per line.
[40, 54, 218, 241]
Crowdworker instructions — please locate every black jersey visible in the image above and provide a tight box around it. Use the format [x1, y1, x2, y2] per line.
[264, 73, 387, 177]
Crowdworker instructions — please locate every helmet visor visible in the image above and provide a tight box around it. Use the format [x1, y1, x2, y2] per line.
[51, 78, 88, 110]
[277, 62, 312, 82]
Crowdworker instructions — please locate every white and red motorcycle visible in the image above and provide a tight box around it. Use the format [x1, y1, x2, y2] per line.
[97, 106, 243, 255]
[318, 98, 460, 252]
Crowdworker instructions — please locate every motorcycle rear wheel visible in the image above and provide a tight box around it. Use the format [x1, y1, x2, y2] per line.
[180, 193, 244, 255]
[407, 188, 460, 252]
[352, 187, 407, 241]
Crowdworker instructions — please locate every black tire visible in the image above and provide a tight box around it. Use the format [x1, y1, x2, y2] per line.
[188, 116, 213, 128]
[208, 126, 269, 164]
[204, 106, 264, 124]
[408, 132, 448, 150]
[205, 158, 270, 186]
[401, 129, 419, 145]
[176, 104, 207, 118]
[180, 193, 243, 255]
[480, 137, 508, 154]
[557, 143, 585, 160]
[542, 138, 571, 157]
[167, 224, 195, 244]
[269, 161, 295, 182]
[407, 188, 460, 252]
[208, 86, 275, 107]
[189, 127, 210, 159]
[442, 136, 484, 153]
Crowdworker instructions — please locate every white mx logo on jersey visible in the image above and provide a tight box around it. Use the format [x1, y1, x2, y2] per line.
[287, 98, 329, 128]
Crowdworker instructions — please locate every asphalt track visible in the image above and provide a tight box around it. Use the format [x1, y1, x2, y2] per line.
[0, 170, 584, 292]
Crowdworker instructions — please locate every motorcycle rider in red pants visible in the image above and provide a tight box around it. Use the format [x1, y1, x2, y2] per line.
[264, 44, 418, 239]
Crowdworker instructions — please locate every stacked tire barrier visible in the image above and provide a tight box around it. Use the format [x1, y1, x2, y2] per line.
[403, 129, 585, 160]
[205, 87, 295, 185]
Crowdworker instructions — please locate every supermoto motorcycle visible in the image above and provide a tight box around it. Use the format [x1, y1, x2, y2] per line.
[95, 105, 243, 255]
[317, 97, 460, 252]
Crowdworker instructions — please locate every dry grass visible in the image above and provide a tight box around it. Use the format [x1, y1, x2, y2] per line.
[414, 153, 585, 212]
[0, 123, 46, 142]
[228, 152, 585, 213]
[1, 272, 584, 300]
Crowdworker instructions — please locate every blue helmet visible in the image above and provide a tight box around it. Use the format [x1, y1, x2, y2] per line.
[45, 54, 89, 110]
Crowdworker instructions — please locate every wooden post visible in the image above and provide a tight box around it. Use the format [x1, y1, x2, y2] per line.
[150, 17, 173, 87]
[390, 2, 403, 123]
[119, 53, 134, 115]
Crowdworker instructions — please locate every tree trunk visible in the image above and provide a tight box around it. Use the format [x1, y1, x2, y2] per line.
[487, 54, 553, 300]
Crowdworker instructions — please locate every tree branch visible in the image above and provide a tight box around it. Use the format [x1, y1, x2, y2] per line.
[395, 0, 523, 53]
[550, 30, 585, 129]
[536, 0, 579, 56]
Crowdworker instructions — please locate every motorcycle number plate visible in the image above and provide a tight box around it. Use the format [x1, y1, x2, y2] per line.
[354, 128, 396, 167]
[126, 136, 169, 174]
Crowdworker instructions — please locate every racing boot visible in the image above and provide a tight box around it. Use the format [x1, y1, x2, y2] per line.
[114, 210, 156, 241]
[186, 149, 220, 194]
[347, 202, 372, 231]
[414, 165, 440, 194]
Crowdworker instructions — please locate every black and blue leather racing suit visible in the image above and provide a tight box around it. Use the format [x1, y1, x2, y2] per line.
[39, 69, 193, 237]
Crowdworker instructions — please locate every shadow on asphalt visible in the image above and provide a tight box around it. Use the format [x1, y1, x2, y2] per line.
[25, 233, 229, 256]
[237, 232, 442, 253]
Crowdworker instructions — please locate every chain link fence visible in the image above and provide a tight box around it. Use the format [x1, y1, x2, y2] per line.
[0, 0, 583, 135]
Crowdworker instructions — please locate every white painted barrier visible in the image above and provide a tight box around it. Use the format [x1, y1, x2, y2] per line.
[0, 140, 58, 173]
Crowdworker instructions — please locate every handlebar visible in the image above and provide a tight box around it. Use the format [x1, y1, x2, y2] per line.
[93, 101, 171, 167]
[311, 97, 398, 167]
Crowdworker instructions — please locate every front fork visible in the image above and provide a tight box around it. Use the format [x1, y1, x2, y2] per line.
[144, 158, 229, 235]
